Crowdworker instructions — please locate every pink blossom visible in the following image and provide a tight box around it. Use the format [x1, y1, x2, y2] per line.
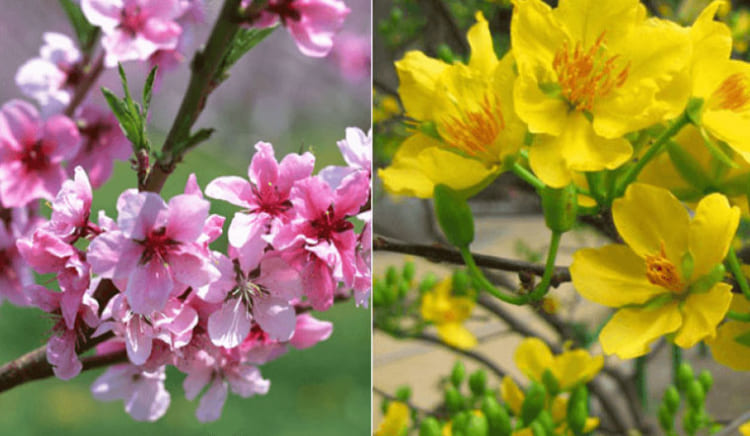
[27, 284, 99, 379]
[253, 0, 350, 57]
[352, 210, 371, 307]
[0, 207, 38, 306]
[148, 0, 206, 79]
[205, 141, 314, 271]
[46, 166, 95, 242]
[91, 364, 171, 421]
[204, 253, 302, 348]
[289, 313, 332, 349]
[0, 100, 80, 207]
[272, 171, 369, 310]
[87, 189, 220, 315]
[81, 0, 183, 67]
[15, 33, 83, 116]
[328, 32, 370, 82]
[68, 105, 131, 188]
[318, 126, 372, 188]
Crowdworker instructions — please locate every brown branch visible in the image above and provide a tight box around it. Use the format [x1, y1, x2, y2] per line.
[374, 234, 571, 286]
[63, 53, 105, 117]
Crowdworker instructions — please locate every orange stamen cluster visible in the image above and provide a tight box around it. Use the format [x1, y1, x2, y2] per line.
[709, 72, 750, 112]
[440, 94, 505, 162]
[644, 242, 684, 293]
[552, 33, 629, 112]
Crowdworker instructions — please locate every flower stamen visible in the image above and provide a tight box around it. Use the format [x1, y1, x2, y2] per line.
[708, 72, 750, 112]
[439, 93, 505, 161]
[645, 242, 684, 293]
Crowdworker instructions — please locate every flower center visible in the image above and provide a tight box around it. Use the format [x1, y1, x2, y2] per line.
[552, 32, 629, 112]
[21, 141, 49, 171]
[266, 0, 302, 24]
[311, 205, 354, 242]
[439, 93, 505, 162]
[137, 227, 177, 265]
[644, 244, 684, 293]
[119, 6, 145, 37]
[708, 73, 750, 112]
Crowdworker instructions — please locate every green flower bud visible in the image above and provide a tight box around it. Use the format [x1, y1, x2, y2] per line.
[451, 361, 466, 388]
[397, 281, 409, 299]
[676, 363, 694, 392]
[698, 370, 713, 393]
[381, 399, 390, 415]
[386, 266, 399, 286]
[521, 382, 547, 425]
[434, 184, 475, 248]
[686, 380, 705, 410]
[567, 385, 588, 436]
[445, 387, 465, 414]
[658, 404, 674, 431]
[683, 409, 699, 434]
[481, 396, 511, 436]
[419, 272, 438, 293]
[453, 270, 471, 296]
[436, 44, 455, 64]
[469, 370, 487, 397]
[403, 261, 416, 282]
[541, 184, 578, 233]
[529, 421, 547, 436]
[382, 284, 397, 305]
[453, 411, 470, 435]
[465, 413, 489, 436]
[420, 417, 443, 436]
[541, 369, 559, 398]
[663, 385, 681, 415]
[536, 410, 555, 434]
[396, 386, 412, 402]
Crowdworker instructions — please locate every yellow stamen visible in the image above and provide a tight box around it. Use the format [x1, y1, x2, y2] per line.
[708, 72, 750, 112]
[644, 242, 684, 293]
[552, 32, 630, 112]
[439, 93, 505, 162]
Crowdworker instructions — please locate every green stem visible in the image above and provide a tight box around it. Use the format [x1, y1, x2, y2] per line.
[143, 0, 243, 193]
[726, 310, 750, 322]
[672, 344, 682, 386]
[635, 356, 648, 408]
[614, 111, 691, 198]
[511, 162, 545, 191]
[529, 231, 562, 300]
[459, 247, 527, 305]
[727, 247, 750, 300]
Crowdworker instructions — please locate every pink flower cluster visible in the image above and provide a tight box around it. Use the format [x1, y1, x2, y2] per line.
[0, 131, 369, 421]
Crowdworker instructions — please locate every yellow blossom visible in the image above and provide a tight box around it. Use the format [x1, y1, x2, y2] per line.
[571, 183, 739, 359]
[375, 401, 410, 436]
[379, 12, 526, 198]
[707, 294, 750, 371]
[514, 337, 603, 391]
[420, 278, 477, 349]
[741, 420, 750, 436]
[510, 0, 691, 187]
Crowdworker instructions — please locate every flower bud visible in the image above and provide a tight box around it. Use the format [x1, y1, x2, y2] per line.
[397, 281, 409, 299]
[658, 404, 674, 431]
[453, 270, 471, 296]
[663, 385, 680, 415]
[686, 380, 705, 410]
[566, 385, 588, 435]
[445, 386, 465, 414]
[541, 184, 578, 233]
[469, 370, 487, 397]
[541, 369, 559, 398]
[420, 417, 442, 436]
[521, 382, 547, 425]
[698, 370, 713, 393]
[451, 361, 466, 388]
[465, 412, 489, 436]
[386, 266, 400, 286]
[676, 363, 694, 392]
[403, 261, 416, 282]
[529, 421, 547, 436]
[536, 410, 555, 434]
[481, 396, 511, 436]
[434, 184, 475, 248]
[396, 386, 412, 402]
[419, 273, 438, 293]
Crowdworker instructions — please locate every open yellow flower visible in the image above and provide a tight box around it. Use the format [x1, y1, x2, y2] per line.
[375, 401, 410, 436]
[514, 337, 603, 391]
[420, 278, 477, 350]
[638, 124, 750, 215]
[511, 0, 691, 187]
[741, 420, 750, 436]
[707, 294, 750, 371]
[571, 183, 739, 359]
[689, 1, 750, 162]
[379, 12, 526, 198]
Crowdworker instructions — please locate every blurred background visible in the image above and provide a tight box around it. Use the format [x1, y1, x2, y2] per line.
[0, 0, 371, 435]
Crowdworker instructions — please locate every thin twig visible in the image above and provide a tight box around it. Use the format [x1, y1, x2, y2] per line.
[63, 53, 105, 117]
[374, 235, 571, 286]
[714, 410, 750, 436]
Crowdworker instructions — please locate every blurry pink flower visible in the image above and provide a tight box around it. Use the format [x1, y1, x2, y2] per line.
[0, 100, 80, 207]
[148, 0, 205, 79]
[46, 166, 95, 242]
[15, 33, 83, 116]
[69, 105, 131, 188]
[0, 207, 38, 306]
[318, 126, 371, 188]
[91, 364, 171, 421]
[289, 313, 332, 349]
[205, 141, 314, 271]
[81, 0, 183, 67]
[253, 0, 350, 57]
[329, 32, 370, 82]
[87, 189, 220, 315]
[204, 253, 302, 348]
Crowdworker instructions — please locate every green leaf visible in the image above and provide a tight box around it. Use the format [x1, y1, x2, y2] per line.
[101, 87, 138, 142]
[179, 128, 215, 152]
[142, 66, 158, 115]
[216, 26, 277, 82]
[58, 0, 98, 53]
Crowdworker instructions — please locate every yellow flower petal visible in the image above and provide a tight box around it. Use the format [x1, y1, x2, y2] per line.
[583, 417, 600, 432]
[514, 337, 554, 381]
[553, 0, 643, 47]
[467, 12, 498, 75]
[510, 0, 566, 76]
[612, 183, 690, 264]
[554, 350, 604, 390]
[707, 294, 750, 371]
[379, 134, 497, 199]
[688, 193, 739, 279]
[438, 323, 478, 350]
[674, 283, 733, 348]
[742, 421, 750, 436]
[375, 402, 410, 436]
[395, 51, 449, 120]
[571, 245, 668, 307]
[600, 303, 682, 359]
[690, 1, 732, 62]
[500, 376, 525, 415]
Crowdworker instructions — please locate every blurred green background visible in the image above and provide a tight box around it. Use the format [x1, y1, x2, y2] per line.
[0, 141, 371, 436]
